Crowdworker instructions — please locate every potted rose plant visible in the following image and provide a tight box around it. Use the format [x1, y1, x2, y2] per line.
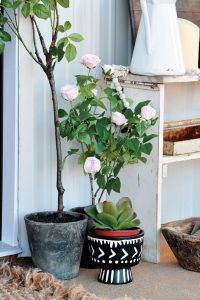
[0, 0, 87, 279]
[59, 60, 157, 268]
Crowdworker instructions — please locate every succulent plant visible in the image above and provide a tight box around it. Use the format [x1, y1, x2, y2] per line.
[84, 198, 140, 230]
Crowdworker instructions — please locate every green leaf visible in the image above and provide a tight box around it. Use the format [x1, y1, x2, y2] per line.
[106, 177, 121, 194]
[1, 0, 13, 8]
[141, 143, 153, 155]
[57, 49, 65, 62]
[84, 205, 99, 222]
[65, 43, 77, 62]
[78, 152, 86, 164]
[59, 109, 67, 118]
[33, 4, 50, 19]
[125, 138, 140, 152]
[0, 43, 5, 55]
[78, 132, 91, 145]
[117, 208, 134, 223]
[103, 201, 117, 217]
[95, 143, 106, 154]
[117, 197, 132, 216]
[136, 122, 148, 137]
[151, 117, 158, 126]
[91, 98, 106, 110]
[64, 21, 71, 31]
[0, 31, 11, 42]
[58, 25, 65, 32]
[60, 120, 68, 138]
[68, 33, 84, 42]
[57, 0, 69, 8]
[93, 221, 113, 230]
[57, 37, 68, 47]
[0, 15, 8, 25]
[97, 213, 117, 229]
[96, 174, 105, 189]
[68, 148, 79, 156]
[13, 0, 21, 9]
[113, 162, 124, 177]
[104, 87, 113, 96]
[143, 134, 158, 143]
[138, 157, 147, 164]
[102, 166, 112, 175]
[117, 220, 140, 230]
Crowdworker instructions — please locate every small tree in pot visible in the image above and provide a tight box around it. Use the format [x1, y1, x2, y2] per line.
[0, 0, 87, 279]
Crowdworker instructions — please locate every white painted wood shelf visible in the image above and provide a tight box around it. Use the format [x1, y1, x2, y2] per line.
[163, 152, 200, 164]
[119, 73, 200, 264]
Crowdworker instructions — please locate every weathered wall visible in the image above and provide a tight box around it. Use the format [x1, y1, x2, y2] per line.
[18, 0, 132, 255]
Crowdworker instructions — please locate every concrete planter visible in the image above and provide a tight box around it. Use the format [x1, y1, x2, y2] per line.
[24, 211, 87, 280]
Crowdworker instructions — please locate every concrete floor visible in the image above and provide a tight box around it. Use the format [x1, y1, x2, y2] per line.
[65, 236, 200, 300]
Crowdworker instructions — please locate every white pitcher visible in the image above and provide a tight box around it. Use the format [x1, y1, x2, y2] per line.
[130, 0, 185, 76]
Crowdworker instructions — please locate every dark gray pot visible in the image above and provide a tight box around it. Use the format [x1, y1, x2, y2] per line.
[24, 211, 87, 280]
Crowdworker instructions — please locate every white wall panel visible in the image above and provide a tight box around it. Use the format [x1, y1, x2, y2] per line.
[18, 0, 132, 255]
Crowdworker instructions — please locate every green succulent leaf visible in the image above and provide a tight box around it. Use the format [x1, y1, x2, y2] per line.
[117, 221, 139, 230]
[97, 213, 117, 229]
[117, 208, 135, 223]
[103, 201, 117, 217]
[84, 205, 98, 222]
[93, 221, 113, 230]
[117, 197, 132, 216]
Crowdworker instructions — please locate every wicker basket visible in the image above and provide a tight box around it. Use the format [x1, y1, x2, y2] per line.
[162, 218, 200, 272]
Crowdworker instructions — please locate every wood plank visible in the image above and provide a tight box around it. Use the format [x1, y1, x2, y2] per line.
[163, 152, 200, 164]
[118, 73, 200, 84]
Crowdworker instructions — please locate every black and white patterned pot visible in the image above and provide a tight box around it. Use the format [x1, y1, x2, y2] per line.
[87, 230, 144, 285]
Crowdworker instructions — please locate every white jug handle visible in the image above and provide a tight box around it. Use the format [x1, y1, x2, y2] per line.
[140, 0, 152, 54]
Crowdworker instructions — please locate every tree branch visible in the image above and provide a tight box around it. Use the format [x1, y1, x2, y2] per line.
[30, 17, 46, 70]
[89, 174, 95, 205]
[32, 17, 48, 56]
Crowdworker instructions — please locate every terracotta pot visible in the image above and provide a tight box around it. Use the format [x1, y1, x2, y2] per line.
[87, 229, 144, 284]
[94, 228, 140, 238]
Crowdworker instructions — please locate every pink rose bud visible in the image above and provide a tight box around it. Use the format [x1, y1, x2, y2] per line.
[84, 157, 101, 174]
[111, 112, 127, 126]
[81, 54, 101, 69]
[141, 105, 156, 120]
[61, 85, 79, 101]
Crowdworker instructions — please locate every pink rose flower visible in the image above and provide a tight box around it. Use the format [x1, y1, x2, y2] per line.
[111, 112, 127, 126]
[141, 105, 156, 120]
[84, 157, 101, 174]
[61, 85, 79, 101]
[81, 54, 101, 69]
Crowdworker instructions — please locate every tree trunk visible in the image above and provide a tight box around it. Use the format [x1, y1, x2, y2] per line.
[47, 69, 65, 212]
